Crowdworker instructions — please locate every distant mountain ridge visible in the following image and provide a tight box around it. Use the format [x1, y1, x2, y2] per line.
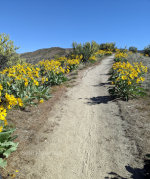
[20, 47, 72, 64]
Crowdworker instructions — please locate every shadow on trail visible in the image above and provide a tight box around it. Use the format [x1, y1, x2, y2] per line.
[104, 172, 127, 179]
[105, 155, 150, 179]
[87, 95, 113, 105]
[93, 82, 110, 87]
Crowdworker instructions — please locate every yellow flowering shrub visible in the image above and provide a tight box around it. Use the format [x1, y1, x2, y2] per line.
[109, 61, 148, 100]
[55, 55, 83, 71]
[0, 63, 50, 132]
[0, 52, 97, 133]
[0, 89, 23, 132]
[95, 50, 113, 56]
[38, 60, 67, 85]
[89, 56, 96, 61]
[64, 56, 81, 71]
[0, 105, 7, 132]
[114, 49, 128, 61]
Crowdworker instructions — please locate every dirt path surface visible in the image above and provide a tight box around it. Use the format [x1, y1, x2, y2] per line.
[19, 56, 145, 179]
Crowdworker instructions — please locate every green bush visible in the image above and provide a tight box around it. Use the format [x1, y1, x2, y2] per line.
[71, 41, 99, 62]
[119, 48, 127, 52]
[99, 43, 116, 51]
[129, 46, 137, 53]
[0, 33, 25, 70]
[144, 45, 150, 56]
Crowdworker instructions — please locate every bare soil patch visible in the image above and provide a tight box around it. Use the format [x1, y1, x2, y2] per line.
[115, 97, 150, 178]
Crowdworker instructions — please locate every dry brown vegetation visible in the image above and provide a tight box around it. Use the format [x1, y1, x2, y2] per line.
[20, 47, 72, 64]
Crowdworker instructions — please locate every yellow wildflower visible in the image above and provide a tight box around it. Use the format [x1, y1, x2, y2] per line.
[17, 98, 23, 107]
[0, 126, 3, 132]
[0, 84, 3, 91]
[128, 81, 131, 85]
[39, 99, 44, 103]
[7, 105, 12, 109]
[140, 77, 145, 82]
[136, 78, 141, 83]
[121, 76, 127, 80]
[34, 80, 39, 86]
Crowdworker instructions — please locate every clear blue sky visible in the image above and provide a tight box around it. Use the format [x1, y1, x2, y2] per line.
[1, 0, 150, 53]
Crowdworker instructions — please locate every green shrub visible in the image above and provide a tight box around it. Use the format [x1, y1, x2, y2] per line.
[99, 43, 116, 51]
[0, 33, 25, 70]
[129, 46, 137, 53]
[71, 41, 99, 62]
[144, 45, 150, 56]
[109, 61, 147, 101]
[119, 48, 127, 52]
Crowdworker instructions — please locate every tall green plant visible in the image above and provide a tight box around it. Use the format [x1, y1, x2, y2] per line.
[144, 45, 150, 56]
[129, 46, 137, 53]
[99, 43, 116, 51]
[0, 33, 25, 70]
[72, 41, 99, 62]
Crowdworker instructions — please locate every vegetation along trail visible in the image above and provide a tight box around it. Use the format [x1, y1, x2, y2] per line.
[22, 55, 142, 179]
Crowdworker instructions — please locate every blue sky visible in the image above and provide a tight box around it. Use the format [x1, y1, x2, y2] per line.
[0, 0, 150, 53]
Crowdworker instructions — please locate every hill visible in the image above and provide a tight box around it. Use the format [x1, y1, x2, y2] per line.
[20, 47, 72, 64]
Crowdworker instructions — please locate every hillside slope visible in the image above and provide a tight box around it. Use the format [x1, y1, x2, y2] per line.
[20, 47, 72, 64]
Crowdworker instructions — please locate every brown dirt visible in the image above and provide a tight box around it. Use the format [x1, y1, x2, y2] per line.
[115, 98, 150, 179]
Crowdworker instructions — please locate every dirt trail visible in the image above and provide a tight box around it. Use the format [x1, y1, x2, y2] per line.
[22, 56, 142, 179]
